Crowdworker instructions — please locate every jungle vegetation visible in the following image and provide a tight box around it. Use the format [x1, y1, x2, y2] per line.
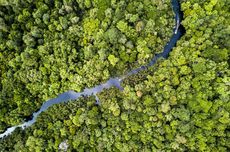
[0, 0, 230, 151]
[0, 0, 174, 130]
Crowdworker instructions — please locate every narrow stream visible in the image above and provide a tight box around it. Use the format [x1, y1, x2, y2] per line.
[0, 0, 185, 139]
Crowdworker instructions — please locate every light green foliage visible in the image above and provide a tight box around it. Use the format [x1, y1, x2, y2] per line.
[0, 0, 173, 130]
[108, 54, 119, 66]
[104, 27, 120, 43]
[0, 0, 230, 151]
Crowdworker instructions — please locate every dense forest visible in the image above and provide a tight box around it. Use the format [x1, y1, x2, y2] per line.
[0, 0, 229, 151]
[0, 0, 174, 130]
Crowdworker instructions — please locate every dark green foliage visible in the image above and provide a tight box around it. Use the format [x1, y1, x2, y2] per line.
[0, 0, 174, 130]
[0, 0, 230, 151]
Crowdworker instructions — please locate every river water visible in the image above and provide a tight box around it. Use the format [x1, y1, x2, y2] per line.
[0, 0, 185, 139]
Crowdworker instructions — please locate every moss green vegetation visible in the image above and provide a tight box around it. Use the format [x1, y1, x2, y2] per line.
[0, 0, 173, 130]
[0, 0, 230, 151]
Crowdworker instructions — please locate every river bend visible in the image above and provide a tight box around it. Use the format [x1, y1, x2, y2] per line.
[0, 0, 185, 139]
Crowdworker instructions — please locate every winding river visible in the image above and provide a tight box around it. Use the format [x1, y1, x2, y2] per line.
[0, 0, 185, 139]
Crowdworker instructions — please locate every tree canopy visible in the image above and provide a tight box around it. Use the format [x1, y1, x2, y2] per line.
[0, 0, 229, 151]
